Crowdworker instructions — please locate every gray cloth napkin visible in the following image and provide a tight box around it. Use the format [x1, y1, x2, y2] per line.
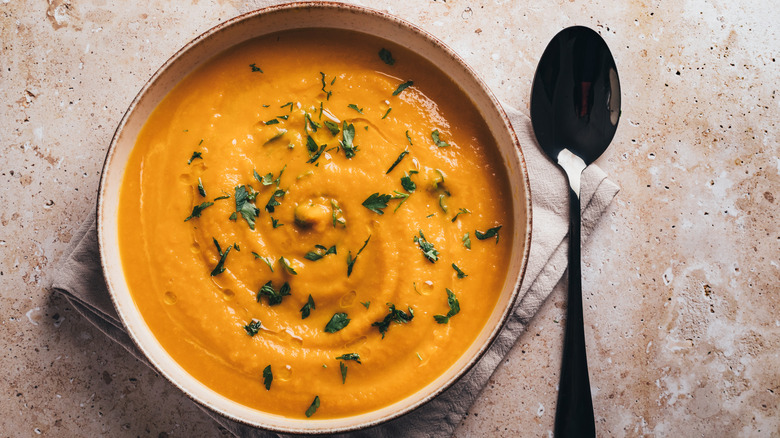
[50, 106, 618, 437]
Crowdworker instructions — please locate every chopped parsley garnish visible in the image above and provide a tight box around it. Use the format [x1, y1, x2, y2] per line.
[340, 122, 357, 158]
[278, 256, 297, 275]
[340, 362, 348, 384]
[335, 353, 361, 363]
[306, 135, 319, 154]
[392, 80, 414, 96]
[197, 178, 206, 197]
[184, 201, 214, 222]
[252, 252, 274, 272]
[362, 193, 391, 215]
[331, 200, 346, 228]
[431, 130, 450, 147]
[270, 216, 283, 228]
[379, 48, 395, 65]
[213, 192, 230, 201]
[413, 230, 439, 262]
[324, 120, 340, 135]
[452, 263, 468, 278]
[462, 232, 472, 249]
[300, 294, 315, 319]
[451, 208, 471, 222]
[347, 104, 363, 114]
[244, 319, 262, 336]
[257, 280, 291, 306]
[382, 108, 392, 119]
[346, 235, 371, 277]
[211, 238, 232, 276]
[278, 114, 289, 120]
[475, 225, 503, 243]
[187, 151, 202, 164]
[265, 118, 280, 125]
[281, 101, 294, 111]
[304, 245, 337, 261]
[386, 150, 408, 174]
[438, 193, 448, 213]
[305, 396, 320, 418]
[307, 144, 327, 164]
[401, 172, 417, 193]
[361, 301, 370, 309]
[305, 112, 321, 132]
[234, 185, 260, 229]
[320, 72, 332, 100]
[391, 191, 410, 212]
[265, 189, 285, 213]
[233, 243, 240, 251]
[264, 129, 287, 144]
[372, 303, 414, 338]
[262, 365, 272, 390]
[434, 288, 460, 324]
[405, 130, 413, 145]
[324, 312, 350, 333]
[249, 63, 263, 73]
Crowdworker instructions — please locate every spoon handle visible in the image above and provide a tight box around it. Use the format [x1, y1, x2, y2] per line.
[554, 188, 595, 437]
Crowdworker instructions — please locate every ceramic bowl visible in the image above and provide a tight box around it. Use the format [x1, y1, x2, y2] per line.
[98, 2, 531, 433]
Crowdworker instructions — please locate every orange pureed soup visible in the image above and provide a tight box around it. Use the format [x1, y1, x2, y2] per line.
[118, 29, 512, 419]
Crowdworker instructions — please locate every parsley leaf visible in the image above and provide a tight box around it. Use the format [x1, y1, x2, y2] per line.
[265, 189, 285, 213]
[386, 150, 408, 174]
[431, 130, 450, 147]
[475, 225, 503, 243]
[379, 48, 395, 65]
[451, 208, 471, 222]
[452, 263, 468, 278]
[392, 80, 414, 96]
[438, 193, 448, 213]
[281, 101, 294, 112]
[382, 108, 392, 119]
[331, 200, 346, 228]
[184, 201, 214, 221]
[213, 192, 230, 201]
[361, 301, 370, 309]
[391, 190, 410, 212]
[278, 257, 297, 275]
[244, 319, 262, 336]
[362, 193, 391, 215]
[401, 172, 416, 193]
[413, 230, 439, 262]
[252, 252, 274, 272]
[300, 294, 315, 319]
[265, 118, 279, 125]
[307, 144, 327, 164]
[262, 365, 272, 390]
[270, 217, 283, 228]
[405, 130, 413, 145]
[210, 238, 232, 276]
[324, 312, 350, 333]
[463, 232, 472, 249]
[335, 353, 361, 363]
[249, 63, 263, 73]
[234, 185, 260, 229]
[257, 281, 291, 306]
[264, 129, 287, 144]
[320, 72, 332, 100]
[434, 288, 460, 324]
[372, 303, 414, 339]
[197, 178, 206, 197]
[346, 235, 371, 277]
[305, 396, 320, 417]
[324, 120, 340, 136]
[187, 151, 202, 164]
[340, 121, 357, 158]
[340, 361, 348, 384]
[347, 104, 363, 114]
[305, 112, 321, 132]
[304, 245, 337, 261]
[306, 135, 319, 154]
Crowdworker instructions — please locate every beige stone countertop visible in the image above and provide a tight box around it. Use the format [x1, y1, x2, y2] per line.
[1, 0, 777, 436]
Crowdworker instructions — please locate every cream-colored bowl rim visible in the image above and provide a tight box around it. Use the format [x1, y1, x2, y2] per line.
[98, 2, 532, 434]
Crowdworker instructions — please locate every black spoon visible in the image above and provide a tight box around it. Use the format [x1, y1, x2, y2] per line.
[530, 26, 621, 437]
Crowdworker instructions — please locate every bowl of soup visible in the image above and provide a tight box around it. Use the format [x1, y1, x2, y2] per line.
[98, 2, 531, 433]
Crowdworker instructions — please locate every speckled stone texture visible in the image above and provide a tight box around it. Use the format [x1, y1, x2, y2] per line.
[1, 0, 777, 436]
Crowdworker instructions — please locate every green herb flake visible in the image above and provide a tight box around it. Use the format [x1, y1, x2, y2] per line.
[213, 192, 231, 201]
[417, 352, 423, 361]
[451, 208, 471, 222]
[265, 189, 285, 213]
[252, 252, 274, 272]
[348, 104, 363, 114]
[265, 118, 280, 125]
[244, 319, 262, 336]
[346, 235, 371, 277]
[331, 200, 346, 228]
[382, 107, 392, 119]
[281, 101, 294, 112]
[434, 288, 461, 324]
[264, 129, 287, 144]
[405, 130, 413, 145]
[361, 301, 370, 309]
[475, 225, 503, 243]
[324, 120, 340, 136]
[426, 213, 435, 218]
[362, 193, 391, 215]
[340, 361, 348, 384]
[392, 80, 414, 96]
[249, 63, 263, 73]
[340, 121, 357, 158]
[379, 48, 395, 65]
[463, 232, 472, 249]
[413, 230, 439, 263]
[233, 243, 240, 251]
[305, 245, 337, 261]
[324, 312, 350, 333]
[300, 294, 315, 319]
[270, 217, 283, 228]
[262, 365, 272, 390]
[335, 353, 361, 363]
[320, 72, 332, 100]
[187, 151, 203, 164]
[256, 280, 291, 306]
[452, 263, 468, 279]
[438, 193, 448, 213]
[305, 396, 320, 418]
[278, 257, 297, 275]
[235, 185, 260, 229]
[401, 172, 416, 193]
[307, 144, 327, 164]
[386, 150, 408, 174]
[372, 303, 414, 339]
[305, 112, 321, 132]
[184, 201, 214, 222]
[197, 178, 206, 197]
[431, 129, 450, 147]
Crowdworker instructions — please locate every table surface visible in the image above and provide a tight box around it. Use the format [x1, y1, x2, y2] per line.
[2, 0, 778, 436]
